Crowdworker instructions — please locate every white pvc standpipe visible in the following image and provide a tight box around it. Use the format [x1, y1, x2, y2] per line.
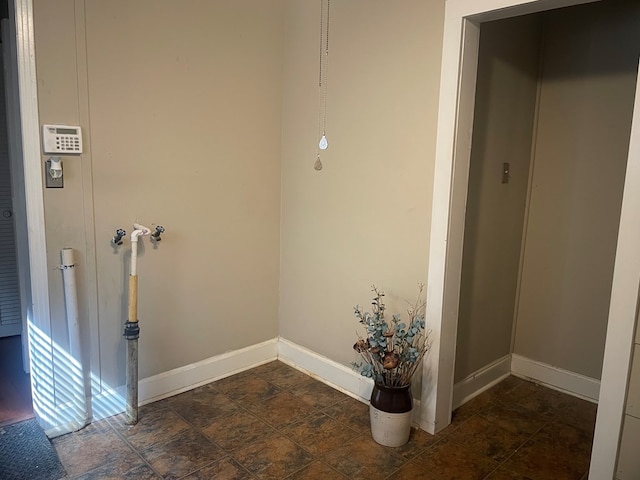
[130, 237, 138, 276]
[125, 224, 150, 424]
[130, 223, 150, 276]
[60, 247, 88, 428]
[61, 249, 81, 359]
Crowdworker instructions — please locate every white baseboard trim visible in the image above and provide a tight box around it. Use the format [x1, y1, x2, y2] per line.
[511, 353, 600, 403]
[277, 337, 423, 425]
[92, 337, 279, 420]
[139, 337, 279, 405]
[277, 337, 373, 402]
[92, 337, 371, 421]
[86, 338, 601, 427]
[453, 354, 511, 409]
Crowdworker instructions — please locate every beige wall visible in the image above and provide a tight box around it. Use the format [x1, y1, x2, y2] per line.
[35, 0, 97, 373]
[455, 16, 541, 382]
[279, 0, 444, 372]
[33, 0, 445, 404]
[34, 0, 284, 387]
[32, 0, 640, 423]
[513, 1, 640, 379]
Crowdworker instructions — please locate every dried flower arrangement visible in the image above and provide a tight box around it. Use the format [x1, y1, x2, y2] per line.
[352, 284, 430, 387]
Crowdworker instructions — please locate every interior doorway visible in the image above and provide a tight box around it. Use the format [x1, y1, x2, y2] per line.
[0, 336, 33, 426]
[453, 1, 640, 469]
[0, 1, 21, 341]
[424, 0, 640, 477]
[0, 0, 32, 427]
[455, 0, 637, 400]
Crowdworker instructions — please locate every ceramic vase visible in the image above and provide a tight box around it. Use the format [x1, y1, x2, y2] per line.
[369, 383, 413, 447]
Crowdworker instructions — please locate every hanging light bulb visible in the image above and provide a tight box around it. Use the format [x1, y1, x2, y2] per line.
[319, 134, 328, 150]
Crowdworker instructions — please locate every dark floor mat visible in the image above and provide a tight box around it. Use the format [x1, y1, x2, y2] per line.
[0, 418, 66, 480]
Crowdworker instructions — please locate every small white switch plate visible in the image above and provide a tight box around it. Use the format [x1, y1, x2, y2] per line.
[502, 162, 510, 184]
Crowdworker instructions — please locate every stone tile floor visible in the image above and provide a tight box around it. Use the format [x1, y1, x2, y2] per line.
[53, 361, 596, 479]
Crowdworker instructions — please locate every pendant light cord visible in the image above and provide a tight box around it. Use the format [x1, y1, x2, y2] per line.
[321, 0, 330, 136]
[315, 0, 330, 171]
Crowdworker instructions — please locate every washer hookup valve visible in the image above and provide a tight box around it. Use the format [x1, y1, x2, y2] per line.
[112, 228, 126, 246]
[151, 226, 165, 241]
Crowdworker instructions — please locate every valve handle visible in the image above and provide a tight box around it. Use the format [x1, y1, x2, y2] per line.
[113, 228, 126, 246]
[151, 226, 165, 241]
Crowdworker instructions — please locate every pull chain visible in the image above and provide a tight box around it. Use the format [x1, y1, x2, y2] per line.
[316, 0, 330, 171]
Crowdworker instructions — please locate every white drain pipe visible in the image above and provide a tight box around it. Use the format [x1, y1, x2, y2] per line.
[60, 248, 88, 429]
[124, 223, 150, 424]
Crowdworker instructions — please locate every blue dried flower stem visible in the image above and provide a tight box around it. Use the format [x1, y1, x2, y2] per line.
[353, 284, 431, 387]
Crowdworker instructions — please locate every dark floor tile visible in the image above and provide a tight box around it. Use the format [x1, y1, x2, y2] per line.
[485, 466, 534, 480]
[451, 390, 497, 425]
[431, 417, 464, 438]
[385, 461, 440, 480]
[52, 420, 139, 477]
[392, 426, 439, 460]
[258, 363, 317, 390]
[433, 393, 495, 440]
[200, 408, 276, 451]
[50, 366, 599, 480]
[554, 396, 598, 433]
[244, 360, 282, 377]
[168, 387, 239, 428]
[231, 433, 313, 480]
[109, 406, 190, 450]
[72, 459, 160, 480]
[321, 436, 407, 480]
[241, 391, 318, 429]
[181, 457, 255, 480]
[447, 416, 530, 462]
[140, 429, 225, 480]
[322, 396, 371, 435]
[213, 373, 281, 402]
[505, 381, 567, 416]
[290, 378, 347, 409]
[485, 375, 525, 397]
[411, 438, 499, 480]
[281, 411, 358, 456]
[286, 461, 349, 479]
[531, 421, 593, 459]
[501, 439, 589, 480]
[479, 401, 549, 436]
